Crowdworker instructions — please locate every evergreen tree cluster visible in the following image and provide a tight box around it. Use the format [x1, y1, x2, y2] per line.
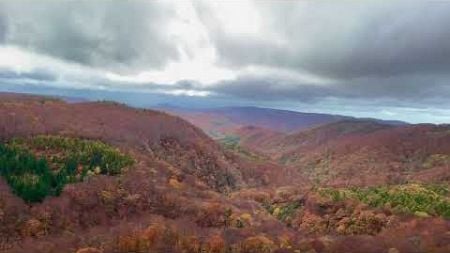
[0, 136, 134, 203]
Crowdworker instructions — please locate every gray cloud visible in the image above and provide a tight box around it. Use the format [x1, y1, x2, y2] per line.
[210, 72, 450, 107]
[0, 6, 6, 43]
[188, 1, 450, 110]
[1, 0, 179, 73]
[0, 69, 56, 82]
[195, 1, 450, 79]
[212, 77, 330, 102]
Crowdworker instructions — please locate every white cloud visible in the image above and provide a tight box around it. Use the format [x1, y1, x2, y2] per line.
[160, 89, 212, 97]
[0, 45, 103, 86]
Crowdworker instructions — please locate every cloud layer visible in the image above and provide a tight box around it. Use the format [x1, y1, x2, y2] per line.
[200, 1, 450, 78]
[1, 1, 179, 73]
[1, 0, 450, 123]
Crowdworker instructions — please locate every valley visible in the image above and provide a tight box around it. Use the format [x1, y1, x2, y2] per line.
[0, 93, 448, 253]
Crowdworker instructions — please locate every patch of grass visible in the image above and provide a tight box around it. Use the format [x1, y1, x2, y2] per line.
[319, 184, 450, 218]
[0, 136, 134, 202]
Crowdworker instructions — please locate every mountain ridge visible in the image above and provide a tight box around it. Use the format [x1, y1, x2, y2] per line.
[158, 105, 408, 139]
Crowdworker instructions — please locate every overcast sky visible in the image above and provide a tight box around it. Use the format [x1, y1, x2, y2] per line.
[1, 0, 450, 123]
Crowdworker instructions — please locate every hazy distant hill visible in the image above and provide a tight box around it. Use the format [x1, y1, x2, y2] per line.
[206, 106, 351, 132]
[159, 105, 406, 138]
[158, 106, 347, 136]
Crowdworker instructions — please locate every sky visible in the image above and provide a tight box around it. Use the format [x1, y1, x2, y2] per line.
[1, 0, 450, 123]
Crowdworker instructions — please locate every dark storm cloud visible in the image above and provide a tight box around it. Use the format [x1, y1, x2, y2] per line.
[212, 77, 330, 102]
[191, 1, 450, 106]
[211, 72, 450, 106]
[194, 1, 450, 79]
[0, 1, 179, 73]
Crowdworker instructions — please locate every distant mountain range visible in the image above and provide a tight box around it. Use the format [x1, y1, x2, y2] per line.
[158, 105, 407, 138]
[158, 104, 450, 186]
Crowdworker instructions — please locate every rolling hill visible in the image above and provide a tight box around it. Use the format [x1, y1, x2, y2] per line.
[0, 93, 448, 253]
[234, 120, 450, 186]
[158, 106, 353, 137]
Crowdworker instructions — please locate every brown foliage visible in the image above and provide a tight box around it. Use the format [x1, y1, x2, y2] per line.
[293, 194, 393, 236]
[241, 235, 275, 253]
[117, 232, 147, 253]
[20, 219, 46, 237]
[76, 247, 103, 253]
[195, 203, 231, 228]
[204, 234, 226, 253]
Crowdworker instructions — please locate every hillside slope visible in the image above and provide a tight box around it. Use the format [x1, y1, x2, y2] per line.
[237, 120, 450, 186]
[0, 94, 448, 253]
[0, 93, 245, 192]
[0, 93, 287, 252]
